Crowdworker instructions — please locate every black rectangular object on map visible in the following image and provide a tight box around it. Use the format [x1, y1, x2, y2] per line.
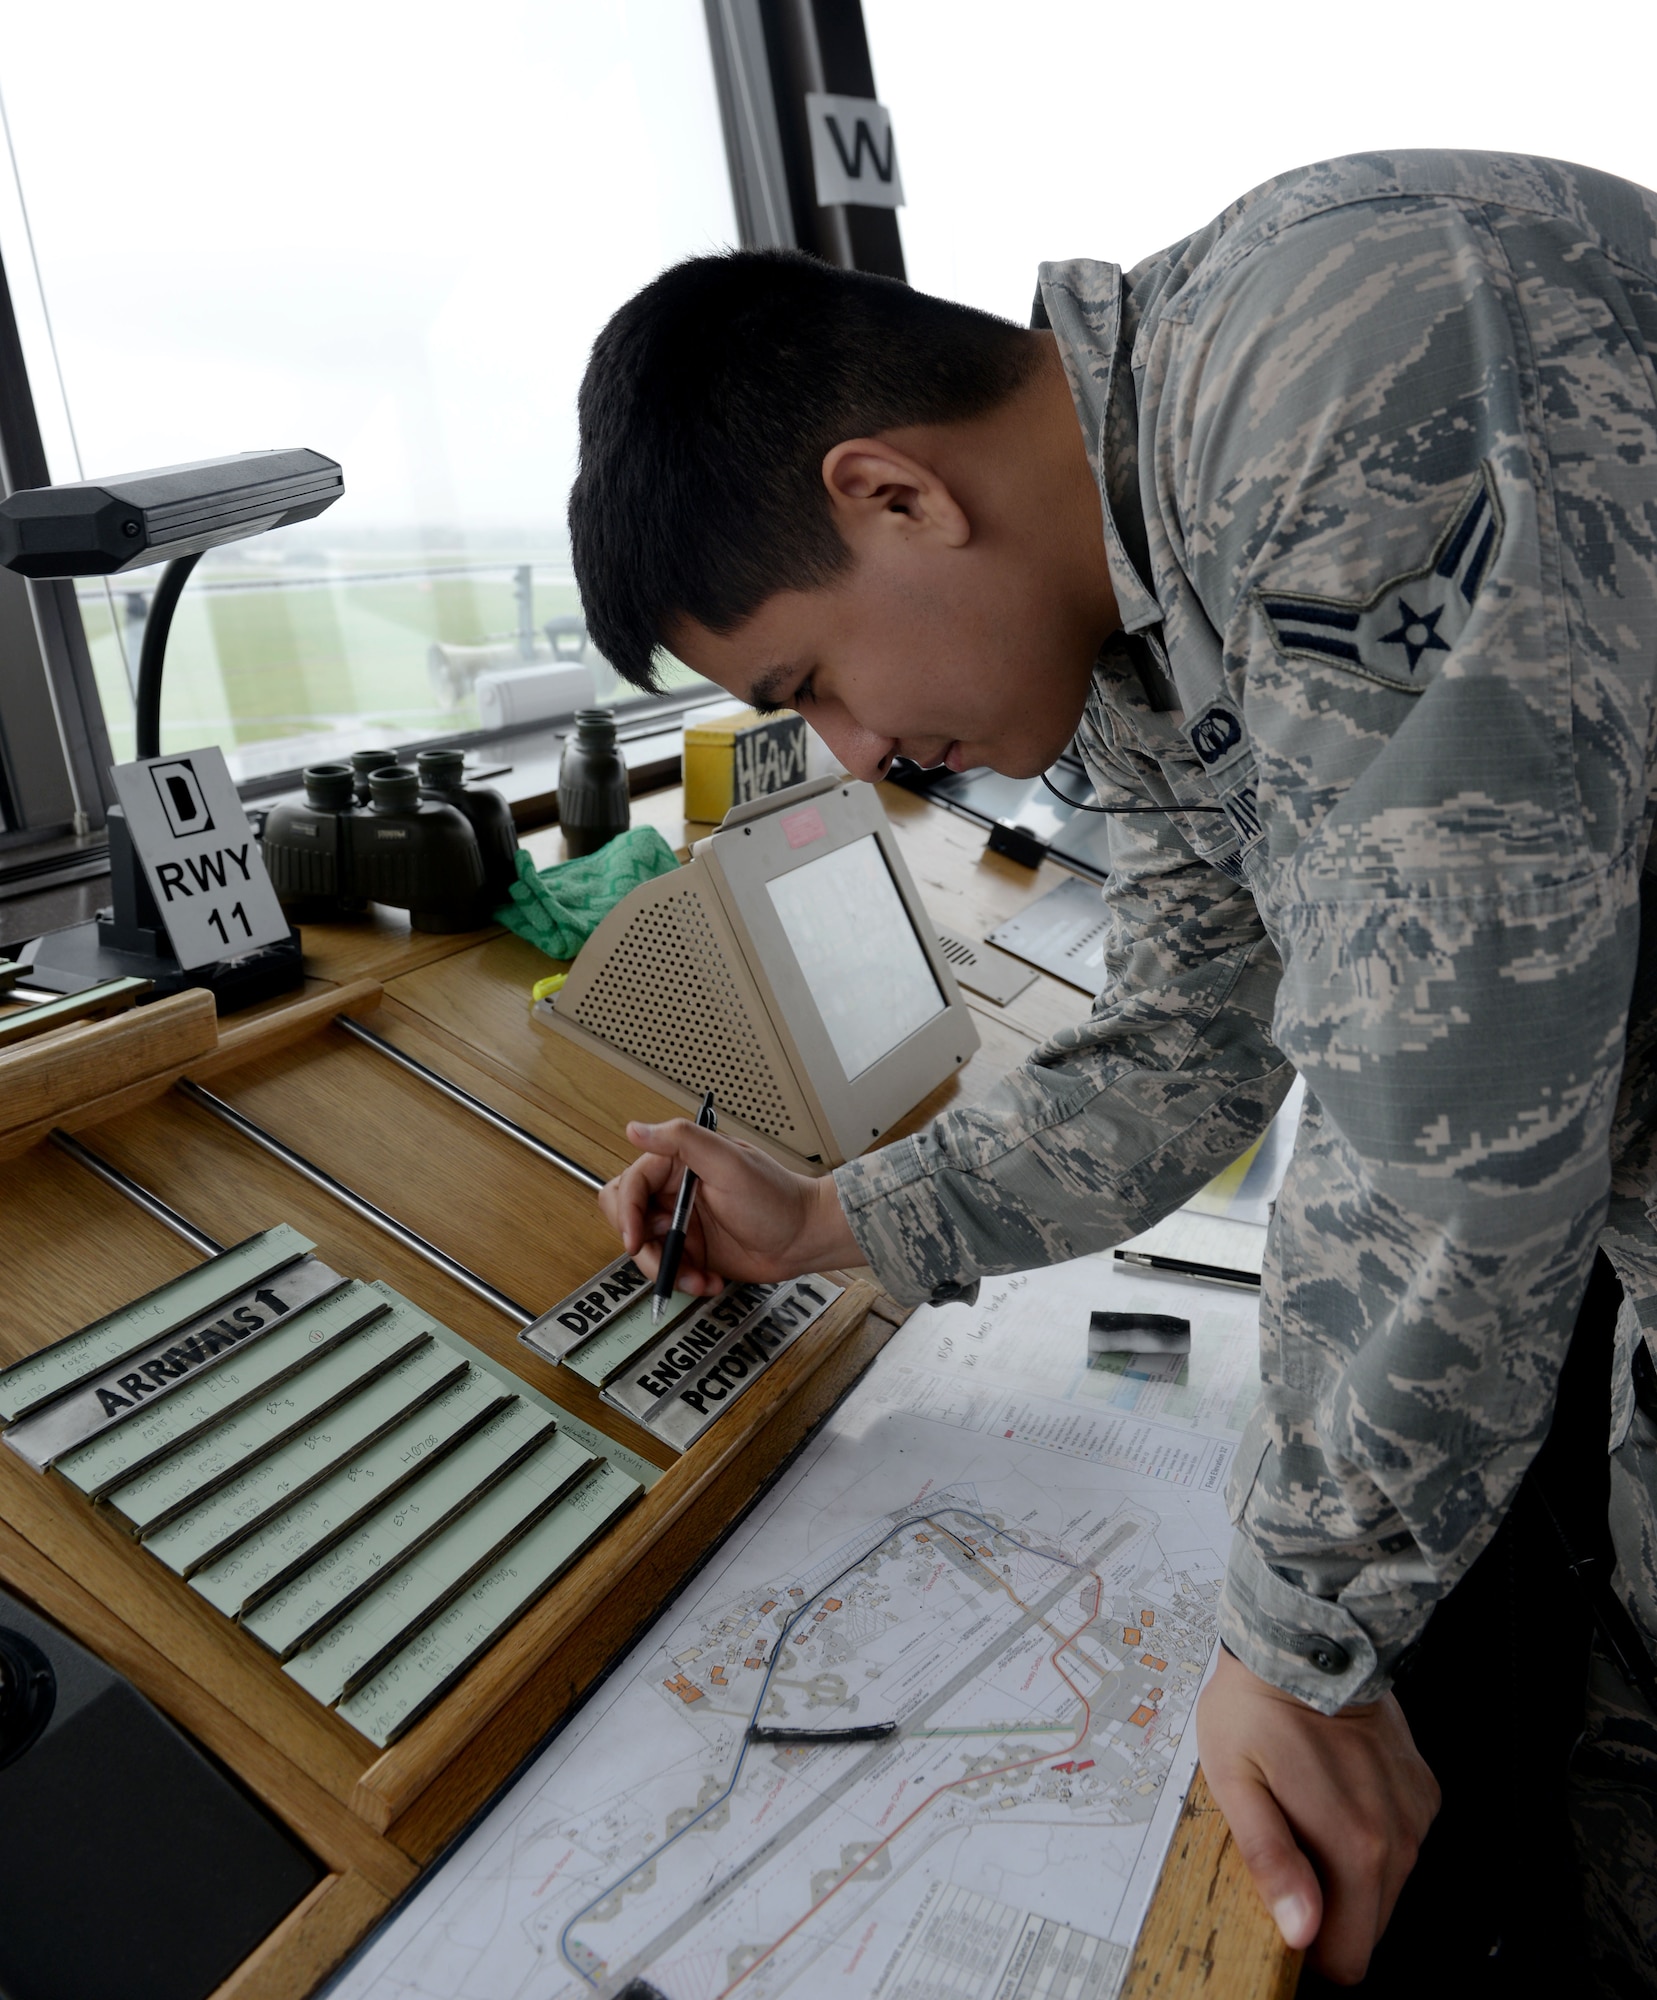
[0, 1586, 321, 2000]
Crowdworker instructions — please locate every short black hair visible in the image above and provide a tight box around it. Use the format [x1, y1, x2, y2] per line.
[569, 250, 1037, 692]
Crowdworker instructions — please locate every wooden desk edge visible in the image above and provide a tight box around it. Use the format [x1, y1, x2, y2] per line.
[208, 1872, 389, 2000]
[1123, 1769, 1300, 1997]
[197, 977, 385, 1075]
[0, 980, 385, 1162]
[0, 988, 219, 1158]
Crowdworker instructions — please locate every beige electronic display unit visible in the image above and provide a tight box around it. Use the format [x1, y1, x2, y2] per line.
[534, 777, 980, 1167]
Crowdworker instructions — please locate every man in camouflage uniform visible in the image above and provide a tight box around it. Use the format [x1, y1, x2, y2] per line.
[579, 153, 1657, 1989]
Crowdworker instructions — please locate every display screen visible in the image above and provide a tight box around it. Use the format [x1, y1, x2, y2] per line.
[766, 835, 945, 1080]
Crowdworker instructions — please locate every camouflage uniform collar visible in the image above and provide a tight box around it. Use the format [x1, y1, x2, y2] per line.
[1034, 258, 1162, 636]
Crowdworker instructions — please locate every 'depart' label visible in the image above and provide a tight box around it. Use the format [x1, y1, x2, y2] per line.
[520, 1254, 659, 1365]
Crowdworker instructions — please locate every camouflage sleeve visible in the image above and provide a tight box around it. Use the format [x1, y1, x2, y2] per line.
[833, 768, 1293, 1307]
[1148, 184, 1657, 1710]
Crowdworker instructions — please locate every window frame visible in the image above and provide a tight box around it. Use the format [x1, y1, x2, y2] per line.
[0, 239, 115, 869]
[0, 0, 891, 875]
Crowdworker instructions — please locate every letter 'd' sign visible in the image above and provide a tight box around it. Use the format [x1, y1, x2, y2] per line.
[805, 93, 904, 211]
[109, 746, 290, 969]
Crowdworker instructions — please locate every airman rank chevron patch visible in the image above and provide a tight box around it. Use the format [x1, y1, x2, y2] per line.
[1253, 464, 1503, 694]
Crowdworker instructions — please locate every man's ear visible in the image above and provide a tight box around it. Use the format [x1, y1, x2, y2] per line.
[821, 438, 971, 550]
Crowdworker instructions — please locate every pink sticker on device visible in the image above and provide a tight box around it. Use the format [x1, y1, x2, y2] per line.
[781, 806, 827, 849]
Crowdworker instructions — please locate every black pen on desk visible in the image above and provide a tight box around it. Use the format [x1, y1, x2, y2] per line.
[653, 1089, 716, 1321]
[1113, 1248, 1261, 1293]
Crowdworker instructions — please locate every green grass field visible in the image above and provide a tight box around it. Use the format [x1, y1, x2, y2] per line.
[80, 559, 696, 775]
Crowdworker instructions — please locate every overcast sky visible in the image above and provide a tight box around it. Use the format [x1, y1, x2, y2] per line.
[868, 0, 1657, 316]
[1, 1, 1653, 549]
[0, 0, 738, 543]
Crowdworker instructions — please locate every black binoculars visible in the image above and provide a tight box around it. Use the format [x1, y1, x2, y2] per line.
[262, 749, 519, 932]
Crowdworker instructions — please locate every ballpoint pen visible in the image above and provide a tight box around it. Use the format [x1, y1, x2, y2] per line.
[1112, 1247, 1260, 1292]
[652, 1089, 716, 1321]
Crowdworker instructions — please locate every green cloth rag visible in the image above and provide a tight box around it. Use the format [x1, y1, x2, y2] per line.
[495, 825, 679, 961]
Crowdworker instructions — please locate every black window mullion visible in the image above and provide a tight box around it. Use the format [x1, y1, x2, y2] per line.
[0, 241, 113, 835]
[755, 0, 905, 279]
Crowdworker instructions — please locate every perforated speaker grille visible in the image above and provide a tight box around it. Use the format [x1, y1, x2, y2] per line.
[570, 885, 803, 1142]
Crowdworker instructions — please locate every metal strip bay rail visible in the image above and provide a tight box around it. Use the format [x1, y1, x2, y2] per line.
[175, 1079, 532, 1325]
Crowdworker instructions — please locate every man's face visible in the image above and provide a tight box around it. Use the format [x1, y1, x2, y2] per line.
[669, 525, 1104, 786]
[668, 359, 1118, 782]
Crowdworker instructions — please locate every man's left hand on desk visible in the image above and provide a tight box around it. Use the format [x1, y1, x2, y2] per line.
[1197, 1645, 1441, 1985]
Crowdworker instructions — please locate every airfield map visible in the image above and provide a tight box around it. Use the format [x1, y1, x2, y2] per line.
[329, 1244, 1258, 2000]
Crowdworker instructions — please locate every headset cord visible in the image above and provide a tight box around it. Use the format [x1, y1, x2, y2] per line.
[1039, 770, 1226, 815]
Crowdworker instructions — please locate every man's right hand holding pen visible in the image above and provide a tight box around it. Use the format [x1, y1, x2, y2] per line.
[600, 1118, 862, 1295]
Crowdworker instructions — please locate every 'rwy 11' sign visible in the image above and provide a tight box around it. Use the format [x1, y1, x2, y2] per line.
[111, 746, 292, 969]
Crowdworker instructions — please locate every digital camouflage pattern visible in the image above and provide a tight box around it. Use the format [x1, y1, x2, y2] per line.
[833, 155, 1657, 1753]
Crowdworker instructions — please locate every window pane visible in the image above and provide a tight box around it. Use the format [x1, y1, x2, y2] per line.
[865, 0, 1657, 318]
[0, 1, 733, 779]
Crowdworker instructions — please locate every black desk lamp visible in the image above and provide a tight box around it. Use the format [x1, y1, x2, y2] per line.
[0, 449, 343, 1006]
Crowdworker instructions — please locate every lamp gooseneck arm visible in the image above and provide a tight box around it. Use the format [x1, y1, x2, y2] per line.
[133, 550, 204, 761]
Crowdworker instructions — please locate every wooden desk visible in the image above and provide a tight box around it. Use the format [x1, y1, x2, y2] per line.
[0, 781, 1295, 2000]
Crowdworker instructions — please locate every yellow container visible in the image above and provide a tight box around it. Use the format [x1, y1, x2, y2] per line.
[682, 707, 809, 823]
